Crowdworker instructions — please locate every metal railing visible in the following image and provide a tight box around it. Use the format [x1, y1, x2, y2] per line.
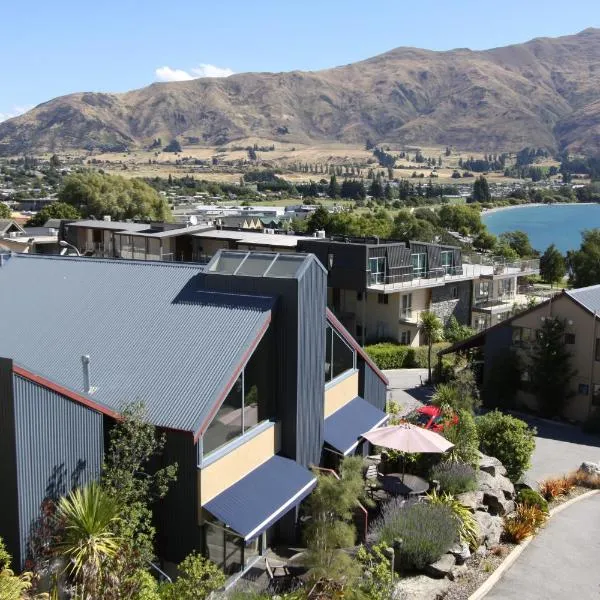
[367, 264, 481, 291]
[463, 254, 540, 274]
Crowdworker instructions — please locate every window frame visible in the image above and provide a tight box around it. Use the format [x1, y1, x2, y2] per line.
[440, 250, 453, 273]
[325, 324, 357, 384]
[368, 256, 386, 285]
[411, 253, 427, 277]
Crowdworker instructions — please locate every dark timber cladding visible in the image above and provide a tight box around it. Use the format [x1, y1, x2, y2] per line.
[9, 374, 104, 568]
[203, 253, 326, 468]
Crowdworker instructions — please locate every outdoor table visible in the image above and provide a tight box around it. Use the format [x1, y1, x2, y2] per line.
[382, 473, 429, 497]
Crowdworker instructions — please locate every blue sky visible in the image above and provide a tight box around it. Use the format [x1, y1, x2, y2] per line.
[2, 0, 599, 121]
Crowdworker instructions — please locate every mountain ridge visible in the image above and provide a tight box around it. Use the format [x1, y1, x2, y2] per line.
[2, 28, 600, 155]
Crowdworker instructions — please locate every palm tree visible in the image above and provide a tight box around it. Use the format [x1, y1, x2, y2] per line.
[420, 311, 444, 383]
[55, 482, 121, 599]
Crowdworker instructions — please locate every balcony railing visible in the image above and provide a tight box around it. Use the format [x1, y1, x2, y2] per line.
[463, 254, 540, 277]
[367, 264, 482, 291]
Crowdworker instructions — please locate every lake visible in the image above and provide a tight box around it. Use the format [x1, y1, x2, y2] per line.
[482, 203, 600, 253]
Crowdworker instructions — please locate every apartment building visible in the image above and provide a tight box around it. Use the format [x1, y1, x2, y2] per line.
[0, 252, 387, 577]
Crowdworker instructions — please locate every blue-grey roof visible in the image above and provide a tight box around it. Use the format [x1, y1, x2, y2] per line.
[324, 396, 388, 455]
[0, 254, 274, 435]
[566, 285, 600, 314]
[203, 455, 316, 540]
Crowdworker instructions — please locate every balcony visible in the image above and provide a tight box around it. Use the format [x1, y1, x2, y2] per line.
[464, 255, 540, 280]
[471, 296, 515, 315]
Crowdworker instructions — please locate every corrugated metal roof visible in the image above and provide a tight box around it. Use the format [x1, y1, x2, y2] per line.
[193, 229, 311, 247]
[67, 220, 149, 232]
[0, 255, 274, 435]
[566, 285, 600, 314]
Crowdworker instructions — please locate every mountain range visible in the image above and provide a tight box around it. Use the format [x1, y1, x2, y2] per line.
[2, 28, 600, 156]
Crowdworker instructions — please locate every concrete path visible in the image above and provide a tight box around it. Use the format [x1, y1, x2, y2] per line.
[384, 368, 432, 415]
[485, 493, 600, 599]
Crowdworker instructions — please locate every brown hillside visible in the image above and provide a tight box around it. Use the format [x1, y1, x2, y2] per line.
[2, 28, 600, 155]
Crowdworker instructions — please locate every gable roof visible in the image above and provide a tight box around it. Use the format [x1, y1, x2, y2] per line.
[0, 255, 274, 436]
[566, 285, 600, 315]
[0, 220, 25, 236]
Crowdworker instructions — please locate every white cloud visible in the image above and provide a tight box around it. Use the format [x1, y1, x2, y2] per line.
[0, 104, 34, 123]
[155, 63, 234, 82]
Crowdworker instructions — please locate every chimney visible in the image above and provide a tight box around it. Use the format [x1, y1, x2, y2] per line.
[81, 355, 91, 393]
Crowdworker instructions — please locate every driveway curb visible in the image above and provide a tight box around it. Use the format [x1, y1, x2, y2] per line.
[467, 489, 600, 600]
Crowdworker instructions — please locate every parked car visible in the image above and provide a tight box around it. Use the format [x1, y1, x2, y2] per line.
[409, 405, 458, 433]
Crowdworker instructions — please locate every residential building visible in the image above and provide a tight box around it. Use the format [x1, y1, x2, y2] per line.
[440, 285, 600, 423]
[297, 236, 539, 346]
[0, 252, 387, 577]
[0, 220, 61, 255]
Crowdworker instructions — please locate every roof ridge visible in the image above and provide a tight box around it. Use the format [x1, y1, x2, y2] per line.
[11, 253, 204, 270]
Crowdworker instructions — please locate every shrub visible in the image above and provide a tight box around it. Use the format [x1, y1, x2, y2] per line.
[516, 489, 549, 513]
[538, 475, 576, 501]
[476, 411, 536, 482]
[430, 462, 477, 495]
[370, 498, 459, 570]
[364, 343, 415, 369]
[503, 504, 547, 543]
[356, 543, 394, 600]
[159, 552, 225, 600]
[426, 490, 478, 550]
[443, 410, 480, 467]
[413, 343, 451, 368]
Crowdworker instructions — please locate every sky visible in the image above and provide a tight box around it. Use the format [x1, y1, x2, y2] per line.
[1, 0, 599, 121]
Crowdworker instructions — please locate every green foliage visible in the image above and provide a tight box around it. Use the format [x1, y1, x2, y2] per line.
[304, 457, 366, 581]
[569, 229, 600, 288]
[498, 230, 535, 258]
[476, 410, 536, 482]
[503, 504, 547, 543]
[443, 410, 480, 467]
[431, 377, 479, 414]
[364, 343, 415, 369]
[55, 482, 121, 596]
[426, 490, 478, 549]
[516, 489, 549, 513]
[355, 543, 394, 600]
[0, 537, 43, 600]
[163, 139, 182, 153]
[26, 201, 81, 226]
[412, 342, 450, 370]
[438, 204, 484, 234]
[420, 311, 444, 383]
[59, 171, 171, 221]
[539, 244, 565, 286]
[0, 203, 11, 219]
[472, 176, 491, 203]
[430, 461, 477, 495]
[159, 552, 225, 600]
[527, 317, 577, 417]
[371, 499, 459, 570]
[444, 316, 474, 343]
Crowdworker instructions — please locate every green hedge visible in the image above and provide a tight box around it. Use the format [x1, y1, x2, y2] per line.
[365, 342, 450, 370]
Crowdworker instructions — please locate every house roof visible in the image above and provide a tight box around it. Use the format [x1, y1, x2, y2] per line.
[0, 254, 275, 436]
[566, 285, 600, 315]
[0, 220, 25, 235]
[194, 229, 311, 248]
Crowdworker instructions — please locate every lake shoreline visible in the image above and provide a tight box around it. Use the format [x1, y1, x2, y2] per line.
[482, 202, 596, 215]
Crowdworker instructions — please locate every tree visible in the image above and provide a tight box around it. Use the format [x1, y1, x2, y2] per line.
[539, 244, 565, 287]
[0, 203, 10, 219]
[328, 175, 340, 198]
[163, 139, 182, 153]
[49, 154, 61, 168]
[55, 482, 121, 598]
[472, 176, 491, 202]
[101, 402, 177, 594]
[569, 229, 600, 288]
[444, 409, 480, 467]
[59, 172, 171, 221]
[307, 206, 331, 234]
[26, 202, 81, 226]
[368, 178, 384, 199]
[527, 317, 577, 418]
[420, 311, 444, 383]
[160, 552, 225, 600]
[498, 230, 535, 258]
[444, 315, 474, 343]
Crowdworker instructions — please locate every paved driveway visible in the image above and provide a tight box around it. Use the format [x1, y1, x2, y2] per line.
[485, 493, 600, 599]
[384, 368, 431, 415]
[514, 414, 600, 485]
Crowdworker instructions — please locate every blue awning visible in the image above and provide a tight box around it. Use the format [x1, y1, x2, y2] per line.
[324, 396, 389, 455]
[203, 455, 316, 541]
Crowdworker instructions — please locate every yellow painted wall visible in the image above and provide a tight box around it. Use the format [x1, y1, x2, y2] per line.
[512, 294, 599, 422]
[199, 424, 280, 506]
[324, 371, 359, 418]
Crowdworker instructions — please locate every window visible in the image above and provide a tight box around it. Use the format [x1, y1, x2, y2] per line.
[377, 293, 388, 305]
[400, 330, 411, 345]
[564, 333, 576, 345]
[451, 286, 458, 299]
[477, 281, 490, 299]
[411, 253, 427, 277]
[368, 256, 386, 285]
[203, 375, 243, 456]
[578, 383, 590, 396]
[441, 251, 453, 274]
[204, 519, 263, 575]
[325, 324, 356, 383]
[401, 294, 412, 319]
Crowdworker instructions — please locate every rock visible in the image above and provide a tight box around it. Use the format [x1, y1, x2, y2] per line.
[483, 490, 515, 516]
[579, 461, 600, 475]
[425, 553, 456, 578]
[448, 541, 471, 564]
[474, 510, 503, 547]
[392, 575, 451, 600]
[479, 454, 507, 478]
[449, 563, 468, 581]
[475, 545, 488, 557]
[456, 490, 485, 512]
[476, 470, 515, 502]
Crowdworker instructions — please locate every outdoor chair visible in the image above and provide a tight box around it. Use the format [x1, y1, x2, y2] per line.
[265, 557, 301, 592]
[364, 463, 384, 500]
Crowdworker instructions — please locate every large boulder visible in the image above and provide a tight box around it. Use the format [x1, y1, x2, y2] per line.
[474, 510, 503, 547]
[479, 454, 508, 478]
[425, 553, 456, 579]
[579, 461, 600, 475]
[448, 541, 471, 564]
[456, 490, 485, 512]
[392, 575, 451, 600]
[484, 492, 515, 516]
[476, 470, 515, 499]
